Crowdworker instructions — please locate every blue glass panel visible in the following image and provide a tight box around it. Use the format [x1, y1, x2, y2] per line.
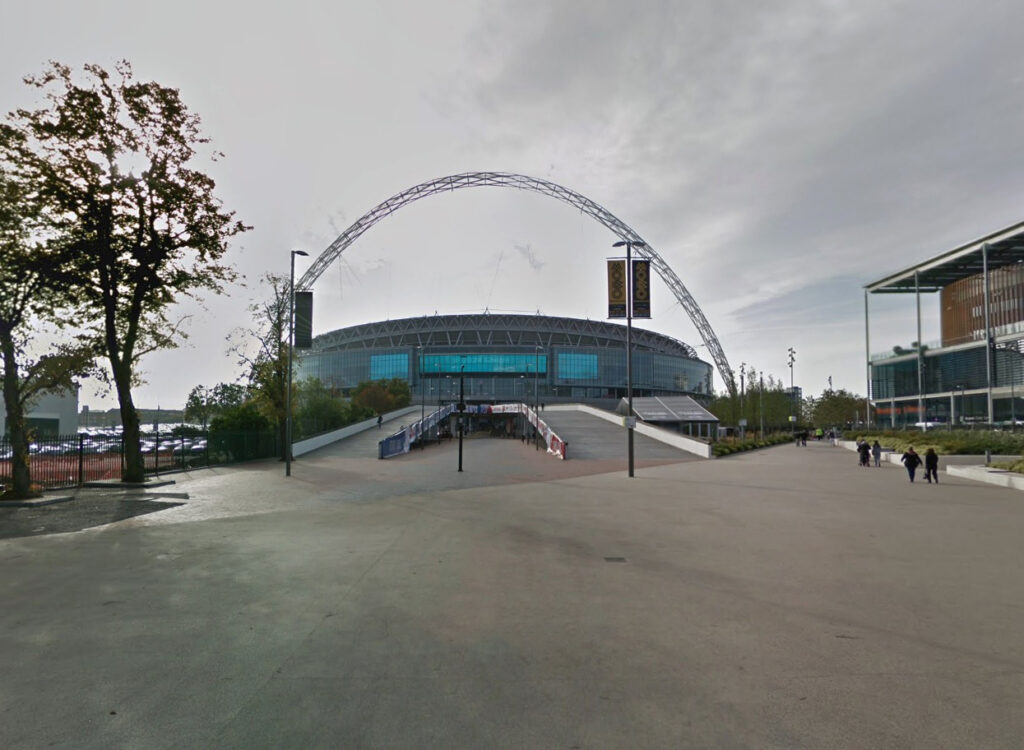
[421, 353, 547, 374]
[370, 353, 409, 380]
[557, 352, 599, 380]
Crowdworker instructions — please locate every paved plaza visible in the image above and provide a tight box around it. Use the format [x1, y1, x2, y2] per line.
[2, 420, 1023, 749]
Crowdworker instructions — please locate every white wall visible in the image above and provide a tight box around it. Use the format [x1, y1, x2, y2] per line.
[0, 386, 79, 435]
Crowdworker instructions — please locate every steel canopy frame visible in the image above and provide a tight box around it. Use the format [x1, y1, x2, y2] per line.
[297, 171, 736, 394]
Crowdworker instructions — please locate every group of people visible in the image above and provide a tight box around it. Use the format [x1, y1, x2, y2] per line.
[855, 439, 883, 467]
[854, 439, 941, 483]
[900, 446, 940, 483]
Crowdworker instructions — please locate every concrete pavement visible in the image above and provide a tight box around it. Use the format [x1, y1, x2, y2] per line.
[2, 435, 1023, 748]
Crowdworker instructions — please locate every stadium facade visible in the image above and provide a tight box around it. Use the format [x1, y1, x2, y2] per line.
[865, 220, 1024, 426]
[296, 313, 713, 404]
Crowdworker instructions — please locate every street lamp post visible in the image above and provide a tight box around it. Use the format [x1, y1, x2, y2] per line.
[787, 347, 796, 436]
[740, 361, 746, 440]
[417, 345, 424, 434]
[759, 370, 765, 438]
[535, 345, 541, 450]
[613, 239, 645, 478]
[285, 249, 309, 477]
[458, 364, 465, 472]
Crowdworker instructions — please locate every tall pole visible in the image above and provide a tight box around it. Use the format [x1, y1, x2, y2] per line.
[613, 239, 643, 478]
[458, 364, 465, 472]
[285, 249, 308, 477]
[535, 345, 541, 450]
[983, 243, 994, 425]
[418, 346, 425, 424]
[787, 347, 796, 435]
[915, 270, 924, 430]
[759, 371, 765, 438]
[864, 289, 872, 428]
[740, 362, 746, 440]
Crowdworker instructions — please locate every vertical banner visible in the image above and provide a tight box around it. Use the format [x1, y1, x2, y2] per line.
[607, 260, 626, 318]
[293, 291, 314, 349]
[632, 260, 651, 318]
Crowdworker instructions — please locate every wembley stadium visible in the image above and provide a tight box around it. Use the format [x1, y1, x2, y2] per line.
[296, 313, 713, 405]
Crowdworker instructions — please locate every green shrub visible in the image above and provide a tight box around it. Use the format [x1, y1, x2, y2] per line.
[855, 429, 1024, 457]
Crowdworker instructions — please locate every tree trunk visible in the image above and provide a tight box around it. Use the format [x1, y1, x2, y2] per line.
[112, 360, 145, 483]
[0, 329, 33, 497]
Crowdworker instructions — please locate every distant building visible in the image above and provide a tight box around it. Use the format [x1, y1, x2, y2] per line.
[79, 406, 185, 429]
[0, 387, 79, 437]
[865, 221, 1024, 426]
[296, 313, 714, 405]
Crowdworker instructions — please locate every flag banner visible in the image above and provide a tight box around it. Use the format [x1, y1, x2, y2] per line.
[607, 260, 626, 318]
[294, 291, 314, 348]
[632, 260, 651, 318]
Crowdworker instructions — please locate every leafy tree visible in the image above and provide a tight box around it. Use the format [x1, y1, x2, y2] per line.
[352, 378, 412, 415]
[709, 365, 797, 434]
[810, 388, 865, 429]
[209, 402, 271, 433]
[230, 274, 289, 457]
[293, 377, 376, 438]
[183, 385, 213, 429]
[0, 140, 93, 498]
[1, 61, 248, 482]
[184, 382, 248, 428]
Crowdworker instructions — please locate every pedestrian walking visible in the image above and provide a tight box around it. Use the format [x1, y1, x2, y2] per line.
[924, 448, 939, 483]
[872, 440, 882, 467]
[901, 446, 922, 482]
[858, 439, 871, 467]
[377, 414, 383, 429]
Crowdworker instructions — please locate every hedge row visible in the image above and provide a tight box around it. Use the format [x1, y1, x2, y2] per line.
[853, 429, 1024, 456]
[713, 433, 796, 457]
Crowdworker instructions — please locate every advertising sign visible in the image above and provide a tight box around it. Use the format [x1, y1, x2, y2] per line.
[607, 260, 626, 318]
[293, 291, 313, 349]
[632, 260, 650, 318]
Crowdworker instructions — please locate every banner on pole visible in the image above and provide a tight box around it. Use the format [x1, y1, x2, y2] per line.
[294, 291, 314, 349]
[607, 260, 626, 318]
[632, 260, 650, 318]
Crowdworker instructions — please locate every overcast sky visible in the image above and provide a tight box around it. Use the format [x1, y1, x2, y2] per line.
[3, 1, 1023, 410]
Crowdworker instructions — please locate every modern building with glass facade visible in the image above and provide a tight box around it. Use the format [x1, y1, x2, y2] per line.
[865, 220, 1024, 427]
[296, 313, 713, 404]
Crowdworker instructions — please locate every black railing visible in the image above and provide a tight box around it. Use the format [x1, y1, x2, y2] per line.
[0, 430, 280, 491]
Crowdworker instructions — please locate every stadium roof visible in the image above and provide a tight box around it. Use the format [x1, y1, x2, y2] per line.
[312, 313, 702, 360]
[865, 220, 1024, 294]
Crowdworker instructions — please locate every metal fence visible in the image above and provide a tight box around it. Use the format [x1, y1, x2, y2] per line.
[0, 430, 280, 490]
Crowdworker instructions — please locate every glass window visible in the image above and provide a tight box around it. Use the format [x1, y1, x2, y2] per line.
[421, 353, 547, 374]
[557, 352, 599, 380]
[370, 353, 409, 380]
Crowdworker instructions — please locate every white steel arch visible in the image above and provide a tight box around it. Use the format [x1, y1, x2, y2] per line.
[298, 171, 736, 394]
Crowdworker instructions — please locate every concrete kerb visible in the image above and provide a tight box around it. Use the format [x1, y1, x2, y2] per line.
[0, 494, 75, 508]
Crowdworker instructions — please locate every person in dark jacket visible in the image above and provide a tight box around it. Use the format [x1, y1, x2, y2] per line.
[901, 446, 922, 482]
[857, 440, 871, 467]
[871, 440, 882, 467]
[924, 448, 939, 483]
